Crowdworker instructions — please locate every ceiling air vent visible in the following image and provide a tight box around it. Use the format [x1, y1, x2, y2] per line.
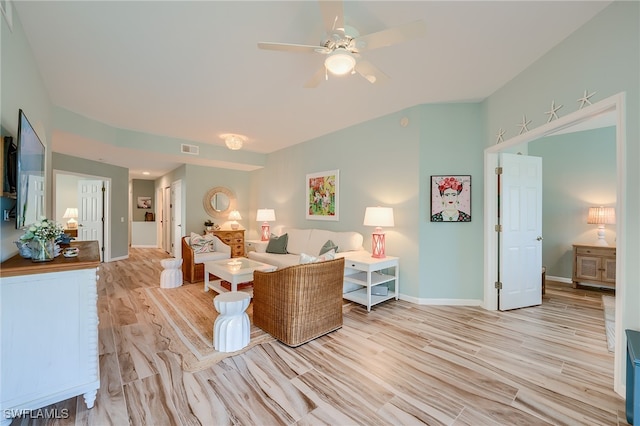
[181, 144, 199, 155]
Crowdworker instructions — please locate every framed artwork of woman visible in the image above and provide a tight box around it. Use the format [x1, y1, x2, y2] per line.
[430, 175, 471, 222]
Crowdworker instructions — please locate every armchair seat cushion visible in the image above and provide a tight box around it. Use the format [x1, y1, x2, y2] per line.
[194, 251, 229, 263]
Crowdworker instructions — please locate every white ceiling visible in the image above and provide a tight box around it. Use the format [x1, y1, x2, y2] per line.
[13, 1, 612, 178]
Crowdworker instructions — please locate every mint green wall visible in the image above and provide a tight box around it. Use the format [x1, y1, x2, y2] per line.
[53, 108, 267, 170]
[181, 164, 251, 237]
[252, 108, 422, 295]
[530, 127, 616, 279]
[0, 9, 52, 261]
[52, 152, 129, 259]
[483, 0, 639, 382]
[132, 179, 155, 222]
[418, 103, 485, 300]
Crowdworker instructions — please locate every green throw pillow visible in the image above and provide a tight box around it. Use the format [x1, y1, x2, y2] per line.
[266, 233, 288, 254]
[319, 239, 338, 255]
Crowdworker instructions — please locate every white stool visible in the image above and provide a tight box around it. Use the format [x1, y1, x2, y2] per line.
[213, 292, 251, 352]
[160, 258, 183, 288]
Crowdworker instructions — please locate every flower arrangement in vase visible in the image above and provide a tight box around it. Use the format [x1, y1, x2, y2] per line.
[17, 218, 65, 262]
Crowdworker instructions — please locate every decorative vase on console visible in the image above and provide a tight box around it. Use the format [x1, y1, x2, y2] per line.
[18, 218, 64, 263]
[14, 241, 32, 258]
[29, 238, 56, 262]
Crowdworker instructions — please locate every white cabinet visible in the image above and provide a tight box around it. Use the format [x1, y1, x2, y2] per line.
[0, 241, 100, 424]
[342, 253, 399, 312]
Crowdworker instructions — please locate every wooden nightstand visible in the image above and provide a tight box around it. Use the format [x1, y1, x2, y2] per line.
[572, 244, 616, 288]
[206, 229, 245, 258]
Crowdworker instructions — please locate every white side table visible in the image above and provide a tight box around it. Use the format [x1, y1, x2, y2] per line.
[160, 258, 183, 288]
[213, 292, 251, 352]
[342, 253, 399, 312]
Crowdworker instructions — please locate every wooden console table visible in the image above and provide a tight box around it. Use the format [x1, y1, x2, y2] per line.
[0, 241, 101, 422]
[572, 244, 616, 288]
[206, 229, 245, 257]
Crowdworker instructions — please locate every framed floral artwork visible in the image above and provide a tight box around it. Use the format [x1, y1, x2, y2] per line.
[306, 169, 339, 221]
[430, 175, 471, 222]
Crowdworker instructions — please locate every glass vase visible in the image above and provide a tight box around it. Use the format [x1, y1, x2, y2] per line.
[29, 238, 55, 262]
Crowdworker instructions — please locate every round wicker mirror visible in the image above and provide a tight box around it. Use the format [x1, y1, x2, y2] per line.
[203, 186, 237, 219]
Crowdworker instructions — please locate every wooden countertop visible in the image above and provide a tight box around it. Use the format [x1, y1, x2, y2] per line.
[0, 241, 100, 278]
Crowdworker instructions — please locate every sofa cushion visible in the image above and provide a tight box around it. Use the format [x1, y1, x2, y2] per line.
[299, 248, 336, 265]
[194, 251, 229, 264]
[284, 228, 311, 254]
[266, 233, 288, 254]
[248, 251, 300, 269]
[190, 232, 217, 253]
[319, 239, 338, 256]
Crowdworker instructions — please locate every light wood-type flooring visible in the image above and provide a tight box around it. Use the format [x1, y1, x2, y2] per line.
[10, 248, 627, 425]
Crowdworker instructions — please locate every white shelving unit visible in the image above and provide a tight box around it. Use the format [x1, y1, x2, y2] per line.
[342, 253, 399, 312]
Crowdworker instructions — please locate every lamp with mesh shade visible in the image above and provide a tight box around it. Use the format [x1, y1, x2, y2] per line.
[587, 206, 615, 246]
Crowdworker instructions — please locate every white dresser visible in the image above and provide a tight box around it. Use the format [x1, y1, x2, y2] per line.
[0, 241, 100, 424]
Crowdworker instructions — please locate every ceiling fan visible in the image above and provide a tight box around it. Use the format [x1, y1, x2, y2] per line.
[257, 0, 426, 88]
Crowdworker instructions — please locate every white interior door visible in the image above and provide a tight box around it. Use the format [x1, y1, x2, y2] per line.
[499, 153, 543, 310]
[162, 187, 170, 254]
[78, 179, 104, 260]
[24, 175, 45, 226]
[171, 180, 182, 258]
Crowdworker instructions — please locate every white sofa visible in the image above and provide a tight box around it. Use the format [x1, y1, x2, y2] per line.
[248, 227, 367, 268]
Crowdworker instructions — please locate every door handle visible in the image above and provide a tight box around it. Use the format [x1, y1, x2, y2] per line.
[536, 236, 543, 241]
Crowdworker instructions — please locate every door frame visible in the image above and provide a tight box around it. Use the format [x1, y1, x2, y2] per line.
[53, 170, 111, 262]
[483, 92, 626, 396]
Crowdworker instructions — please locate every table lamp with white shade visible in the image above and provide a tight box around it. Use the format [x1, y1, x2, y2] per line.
[363, 206, 394, 258]
[63, 207, 78, 229]
[587, 206, 615, 246]
[256, 209, 276, 241]
[228, 210, 242, 230]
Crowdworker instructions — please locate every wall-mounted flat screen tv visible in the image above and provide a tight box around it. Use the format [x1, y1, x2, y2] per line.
[16, 109, 45, 229]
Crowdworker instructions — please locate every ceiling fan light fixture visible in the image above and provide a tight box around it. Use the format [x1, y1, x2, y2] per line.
[324, 48, 356, 75]
[221, 134, 247, 150]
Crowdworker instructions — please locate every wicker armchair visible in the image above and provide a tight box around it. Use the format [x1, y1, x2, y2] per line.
[252, 258, 345, 347]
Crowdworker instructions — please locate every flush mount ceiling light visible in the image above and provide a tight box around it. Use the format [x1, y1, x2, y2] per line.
[221, 134, 247, 150]
[324, 48, 356, 76]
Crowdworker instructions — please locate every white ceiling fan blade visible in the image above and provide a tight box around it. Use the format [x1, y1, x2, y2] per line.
[318, 0, 344, 35]
[354, 60, 390, 85]
[303, 67, 326, 88]
[354, 20, 426, 52]
[257, 42, 326, 54]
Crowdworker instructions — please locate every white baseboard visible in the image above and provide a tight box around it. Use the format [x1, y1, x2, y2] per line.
[109, 254, 129, 262]
[399, 294, 483, 306]
[547, 275, 572, 284]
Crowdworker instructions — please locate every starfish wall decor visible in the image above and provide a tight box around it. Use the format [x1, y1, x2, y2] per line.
[517, 115, 532, 135]
[578, 90, 596, 109]
[545, 100, 563, 122]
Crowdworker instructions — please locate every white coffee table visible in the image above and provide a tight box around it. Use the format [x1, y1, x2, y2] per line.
[203, 258, 276, 295]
